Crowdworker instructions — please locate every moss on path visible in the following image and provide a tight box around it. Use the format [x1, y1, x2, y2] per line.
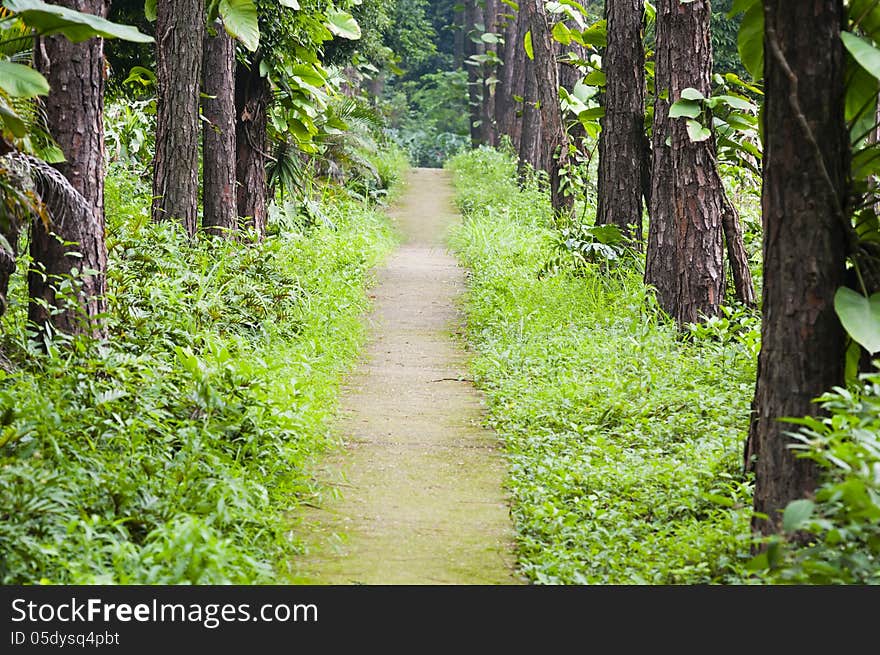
[292, 168, 519, 584]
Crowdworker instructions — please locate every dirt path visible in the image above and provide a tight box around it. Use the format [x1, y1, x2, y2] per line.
[293, 168, 519, 584]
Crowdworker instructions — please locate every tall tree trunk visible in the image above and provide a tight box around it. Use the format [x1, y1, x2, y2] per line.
[522, 0, 572, 216]
[31, 0, 108, 338]
[498, 6, 526, 151]
[645, 0, 676, 309]
[202, 22, 238, 237]
[596, 0, 645, 242]
[645, 0, 724, 325]
[465, 0, 485, 146]
[746, 0, 848, 537]
[454, 4, 466, 69]
[518, 59, 542, 178]
[152, 0, 205, 237]
[480, 0, 499, 146]
[235, 60, 270, 240]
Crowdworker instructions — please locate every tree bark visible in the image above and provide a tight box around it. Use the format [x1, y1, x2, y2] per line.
[596, 0, 645, 242]
[454, 4, 466, 69]
[721, 198, 757, 305]
[522, 0, 572, 216]
[746, 0, 848, 537]
[645, 0, 676, 309]
[31, 0, 108, 338]
[235, 60, 270, 240]
[480, 0, 499, 146]
[497, 5, 526, 151]
[518, 58, 542, 178]
[645, 0, 724, 325]
[202, 23, 238, 237]
[152, 0, 205, 237]
[465, 0, 485, 147]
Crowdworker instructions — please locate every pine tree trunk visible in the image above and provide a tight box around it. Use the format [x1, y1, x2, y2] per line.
[202, 23, 238, 237]
[31, 0, 108, 338]
[480, 0, 499, 146]
[645, 0, 676, 309]
[235, 61, 270, 240]
[645, 0, 724, 325]
[746, 0, 847, 537]
[497, 6, 526, 150]
[465, 0, 485, 146]
[454, 5, 466, 68]
[596, 0, 645, 241]
[152, 0, 205, 237]
[518, 60, 542, 178]
[522, 0, 572, 215]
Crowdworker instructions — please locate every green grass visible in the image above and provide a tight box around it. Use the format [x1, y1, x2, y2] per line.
[0, 159, 400, 584]
[448, 148, 756, 584]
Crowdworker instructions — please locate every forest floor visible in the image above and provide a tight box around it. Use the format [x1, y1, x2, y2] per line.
[291, 168, 520, 584]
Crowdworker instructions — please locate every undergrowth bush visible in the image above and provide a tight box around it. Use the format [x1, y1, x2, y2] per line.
[447, 148, 756, 583]
[761, 377, 880, 584]
[0, 160, 398, 584]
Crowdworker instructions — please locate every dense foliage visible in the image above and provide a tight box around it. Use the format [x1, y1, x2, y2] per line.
[448, 148, 756, 583]
[0, 156, 402, 583]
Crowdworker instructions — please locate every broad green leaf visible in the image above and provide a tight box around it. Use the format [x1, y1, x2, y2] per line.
[852, 145, 880, 182]
[5, 0, 154, 42]
[0, 60, 49, 98]
[144, 0, 155, 21]
[583, 69, 605, 87]
[680, 87, 704, 101]
[737, 2, 764, 81]
[219, 0, 259, 51]
[842, 31, 880, 81]
[572, 80, 597, 102]
[686, 119, 711, 142]
[723, 111, 758, 131]
[577, 106, 604, 121]
[669, 99, 701, 118]
[782, 499, 815, 532]
[481, 32, 500, 44]
[326, 8, 361, 40]
[708, 94, 755, 112]
[580, 19, 606, 48]
[846, 55, 880, 141]
[524, 30, 533, 60]
[834, 286, 880, 353]
[551, 21, 572, 46]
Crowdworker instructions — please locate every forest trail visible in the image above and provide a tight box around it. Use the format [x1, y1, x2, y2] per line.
[292, 168, 519, 584]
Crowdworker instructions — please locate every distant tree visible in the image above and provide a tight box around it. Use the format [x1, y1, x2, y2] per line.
[152, 0, 205, 237]
[202, 20, 237, 236]
[464, 0, 485, 146]
[596, 0, 646, 242]
[522, 0, 572, 215]
[496, 2, 526, 151]
[234, 56, 270, 239]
